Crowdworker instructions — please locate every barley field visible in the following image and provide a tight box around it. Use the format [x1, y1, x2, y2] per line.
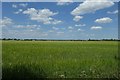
[2, 41, 119, 79]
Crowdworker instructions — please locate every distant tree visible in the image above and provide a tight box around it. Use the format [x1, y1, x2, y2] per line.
[2, 38, 6, 40]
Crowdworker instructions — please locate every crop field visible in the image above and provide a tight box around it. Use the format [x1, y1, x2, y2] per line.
[2, 41, 119, 79]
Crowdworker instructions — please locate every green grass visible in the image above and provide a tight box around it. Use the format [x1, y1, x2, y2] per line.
[2, 41, 119, 79]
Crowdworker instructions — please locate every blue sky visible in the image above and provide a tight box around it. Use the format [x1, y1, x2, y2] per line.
[1, 1, 118, 40]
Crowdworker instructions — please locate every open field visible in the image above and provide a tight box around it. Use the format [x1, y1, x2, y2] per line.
[2, 41, 119, 79]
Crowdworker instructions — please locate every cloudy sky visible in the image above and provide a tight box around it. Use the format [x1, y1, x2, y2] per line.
[1, 1, 118, 40]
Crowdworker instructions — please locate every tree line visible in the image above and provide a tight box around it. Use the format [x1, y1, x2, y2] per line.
[0, 38, 119, 41]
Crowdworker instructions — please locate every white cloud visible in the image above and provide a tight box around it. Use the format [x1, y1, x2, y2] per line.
[68, 26, 73, 29]
[23, 8, 62, 25]
[0, 17, 13, 27]
[14, 25, 40, 29]
[73, 16, 83, 22]
[42, 33, 48, 36]
[12, 3, 28, 8]
[57, 0, 73, 5]
[30, 29, 34, 32]
[14, 9, 23, 14]
[95, 17, 112, 23]
[107, 10, 118, 14]
[36, 27, 40, 30]
[71, 0, 114, 22]
[75, 24, 86, 27]
[52, 20, 62, 25]
[71, 0, 114, 16]
[78, 28, 84, 31]
[52, 27, 59, 30]
[91, 26, 102, 30]
[19, 3, 28, 7]
[57, 32, 64, 34]
[12, 4, 17, 8]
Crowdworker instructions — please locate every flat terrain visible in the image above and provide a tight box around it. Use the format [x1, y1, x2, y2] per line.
[2, 41, 119, 79]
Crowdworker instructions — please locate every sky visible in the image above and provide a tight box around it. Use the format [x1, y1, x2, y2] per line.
[1, 1, 119, 40]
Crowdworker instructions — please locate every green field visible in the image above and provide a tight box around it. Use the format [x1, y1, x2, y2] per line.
[2, 41, 119, 79]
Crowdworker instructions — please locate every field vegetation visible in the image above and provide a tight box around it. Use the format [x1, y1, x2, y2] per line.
[2, 41, 119, 79]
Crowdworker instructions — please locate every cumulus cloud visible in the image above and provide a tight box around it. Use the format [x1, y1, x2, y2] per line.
[52, 20, 62, 25]
[19, 3, 28, 7]
[68, 26, 73, 29]
[12, 3, 28, 8]
[91, 26, 102, 30]
[52, 27, 59, 30]
[75, 24, 86, 27]
[107, 10, 118, 14]
[3, 29, 49, 39]
[23, 8, 62, 25]
[12, 4, 17, 8]
[71, 0, 114, 16]
[78, 28, 84, 31]
[14, 9, 23, 14]
[73, 16, 83, 22]
[14, 25, 40, 29]
[95, 17, 112, 23]
[57, 0, 73, 5]
[0, 17, 13, 27]
[71, 0, 114, 22]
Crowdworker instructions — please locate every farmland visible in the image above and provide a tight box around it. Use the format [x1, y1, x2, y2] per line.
[2, 41, 119, 79]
